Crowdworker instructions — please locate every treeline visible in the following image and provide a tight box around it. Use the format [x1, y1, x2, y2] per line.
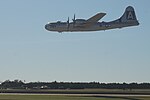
[0, 80, 150, 90]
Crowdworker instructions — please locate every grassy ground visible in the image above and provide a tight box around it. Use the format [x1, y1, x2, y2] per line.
[0, 95, 150, 100]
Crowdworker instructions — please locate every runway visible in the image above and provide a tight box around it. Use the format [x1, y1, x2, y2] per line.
[0, 93, 150, 97]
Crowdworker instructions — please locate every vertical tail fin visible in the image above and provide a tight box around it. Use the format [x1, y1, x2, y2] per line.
[120, 6, 138, 22]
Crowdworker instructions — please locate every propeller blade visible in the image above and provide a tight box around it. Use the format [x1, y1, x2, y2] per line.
[67, 17, 69, 24]
[67, 17, 70, 30]
[72, 14, 75, 21]
[72, 14, 76, 27]
[74, 14, 75, 21]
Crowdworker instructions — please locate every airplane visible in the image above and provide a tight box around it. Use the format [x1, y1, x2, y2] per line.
[45, 6, 139, 33]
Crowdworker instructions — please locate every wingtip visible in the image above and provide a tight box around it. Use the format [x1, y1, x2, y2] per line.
[98, 12, 106, 15]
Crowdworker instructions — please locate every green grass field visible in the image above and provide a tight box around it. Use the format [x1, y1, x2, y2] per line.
[0, 95, 150, 100]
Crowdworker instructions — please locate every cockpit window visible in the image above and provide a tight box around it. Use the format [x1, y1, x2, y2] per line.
[57, 21, 61, 23]
[48, 22, 51, 24]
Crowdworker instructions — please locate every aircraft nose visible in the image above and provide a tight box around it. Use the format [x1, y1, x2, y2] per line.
[45, 24, 48, 30]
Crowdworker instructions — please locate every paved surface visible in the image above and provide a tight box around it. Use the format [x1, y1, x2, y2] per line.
[0, 93, 150, 97]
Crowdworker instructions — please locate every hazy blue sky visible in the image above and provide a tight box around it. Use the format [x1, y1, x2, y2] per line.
[0, 0, 149, 83]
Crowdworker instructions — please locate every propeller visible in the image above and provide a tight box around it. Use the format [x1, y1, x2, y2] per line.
[72, 14, 75, 21]
[72, 14, 76, 27]
[67, 17, 70, 30]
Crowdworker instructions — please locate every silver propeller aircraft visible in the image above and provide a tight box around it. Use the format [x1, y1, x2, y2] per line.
[45, 6, 139, 33]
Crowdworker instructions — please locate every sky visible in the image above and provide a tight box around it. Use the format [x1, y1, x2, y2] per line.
[0, 0, 150, 83]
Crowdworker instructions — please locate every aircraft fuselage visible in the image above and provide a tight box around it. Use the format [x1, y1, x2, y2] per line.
[45, 6, 139, 33]
[45, 21, 139, 32]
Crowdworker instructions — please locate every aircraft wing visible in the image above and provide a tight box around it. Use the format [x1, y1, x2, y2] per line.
[86, 13, 106, 23]
[73, 13, 106, 27]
